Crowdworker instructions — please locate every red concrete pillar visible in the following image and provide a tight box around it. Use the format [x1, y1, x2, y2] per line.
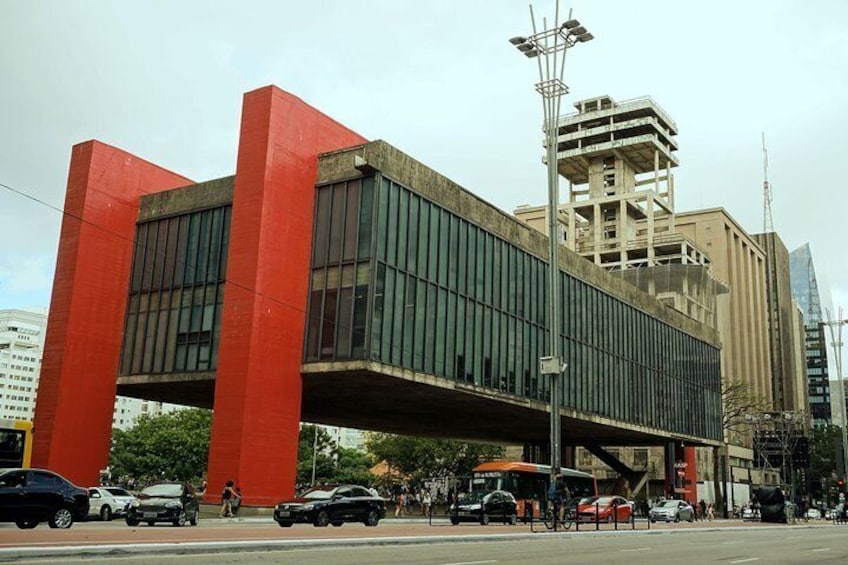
[683, 445, 698, 500]
[32, 142, 191, 486]
[205, 86, 366, 506]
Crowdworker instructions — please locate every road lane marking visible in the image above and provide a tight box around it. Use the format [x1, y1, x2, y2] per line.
[811, 548, 831, 552]
[730, 559, 760, 564]
[620, 547, 651, 552]
[441, 561, 497, 565]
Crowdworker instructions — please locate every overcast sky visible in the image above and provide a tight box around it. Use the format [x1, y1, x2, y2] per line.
[2, 1, 847, 332]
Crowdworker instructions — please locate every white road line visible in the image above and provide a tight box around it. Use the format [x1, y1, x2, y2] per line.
[620, 547, 651, 552]
[441, 561, 498, 565]
[730, 559, 760, 564]
[811, 548, 831, 552]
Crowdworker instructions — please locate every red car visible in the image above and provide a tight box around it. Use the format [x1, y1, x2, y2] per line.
[577, 496, 632, 523]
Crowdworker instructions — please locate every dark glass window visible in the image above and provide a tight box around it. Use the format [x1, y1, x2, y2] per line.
[122, 205, 231, 375]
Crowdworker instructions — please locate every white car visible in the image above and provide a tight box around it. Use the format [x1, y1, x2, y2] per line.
[805, 508, 821, 520]
[88, 486, 137, 521]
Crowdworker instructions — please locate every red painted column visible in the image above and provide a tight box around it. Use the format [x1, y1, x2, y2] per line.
[206, 86, 366, 506]
[683, 445, 698, 500]
[32, 142, 191, 486]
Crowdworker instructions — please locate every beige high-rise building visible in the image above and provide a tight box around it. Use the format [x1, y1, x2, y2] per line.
[675, 209, 772, 406]
[752, 232, 809, 415]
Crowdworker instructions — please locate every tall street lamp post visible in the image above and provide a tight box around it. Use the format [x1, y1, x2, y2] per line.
[509, 3, 592, 479]
[823, 310, 848, 483]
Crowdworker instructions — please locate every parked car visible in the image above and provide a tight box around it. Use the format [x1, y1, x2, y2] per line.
[0, 468, 89, 529]
[805, 508, 822, 520]
[125, 482, 199, 527]
[741, 506, 760, 521]
[577, 496, 632, 523]
[649, 499, 695, 523]
[273, 484, 386, 527]
[88, 486, 136, 521]
[449, 490, 518, 525]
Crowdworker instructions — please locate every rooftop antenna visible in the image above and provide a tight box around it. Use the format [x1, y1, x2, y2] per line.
[762, 132, 774, 232]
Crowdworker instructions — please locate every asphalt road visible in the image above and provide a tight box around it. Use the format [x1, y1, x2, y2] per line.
[5, 527, 848, 565]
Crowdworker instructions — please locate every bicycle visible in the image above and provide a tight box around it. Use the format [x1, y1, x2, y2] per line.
[542, 501, 573, 531]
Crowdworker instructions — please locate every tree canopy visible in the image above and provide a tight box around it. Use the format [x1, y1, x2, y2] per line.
[364, 432, 504, 483]
[109, 408, 212, 484]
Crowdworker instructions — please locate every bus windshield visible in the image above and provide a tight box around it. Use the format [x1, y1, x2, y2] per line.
[0, 420, 32, 469]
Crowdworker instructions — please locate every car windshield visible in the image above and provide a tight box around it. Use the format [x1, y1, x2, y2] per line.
[569, 496, 593, 506]
[140, 484, 182, 497]
[301, 487, 335, 500]
[105, 487, 131, 497]
[459, 491, 486, 502]
[656, 500, 678, 508]
[585, 496, 614, 506]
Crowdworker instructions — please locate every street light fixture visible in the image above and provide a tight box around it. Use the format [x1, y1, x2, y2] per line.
[510, 2, 592, 482]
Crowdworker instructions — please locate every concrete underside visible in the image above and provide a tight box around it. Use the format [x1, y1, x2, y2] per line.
[116, 361, 718, 448]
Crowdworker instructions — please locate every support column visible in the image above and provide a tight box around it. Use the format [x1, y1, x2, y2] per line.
[205, 86, 366, 506]
[32, 142, 191, 485]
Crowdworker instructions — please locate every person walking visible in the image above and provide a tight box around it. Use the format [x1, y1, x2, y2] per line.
[220, 480, 238, 518]
[422, 490, 432, 516]
[395, 492, 405, 517]
[706, 502, 714, 521]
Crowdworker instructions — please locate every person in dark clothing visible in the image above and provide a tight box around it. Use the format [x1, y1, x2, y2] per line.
[220, 480, 238, 518]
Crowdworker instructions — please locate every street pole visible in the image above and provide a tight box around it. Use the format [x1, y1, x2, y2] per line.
[509, 1, 593, 481]
[823, 311, 848, 483]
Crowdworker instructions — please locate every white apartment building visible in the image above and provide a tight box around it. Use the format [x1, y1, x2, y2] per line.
[0, 307, 182, 430]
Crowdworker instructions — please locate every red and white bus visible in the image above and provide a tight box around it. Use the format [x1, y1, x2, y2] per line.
[471, 461, 597, 518]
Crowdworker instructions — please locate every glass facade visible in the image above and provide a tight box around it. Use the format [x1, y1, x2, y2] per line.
[306, 175, 722, 441]
[121, 206, 231, 375]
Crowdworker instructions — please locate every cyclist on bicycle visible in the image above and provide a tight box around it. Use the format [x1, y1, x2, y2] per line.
[551, 471, 571, 524]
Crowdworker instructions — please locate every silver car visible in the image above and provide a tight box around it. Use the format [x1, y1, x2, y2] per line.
[649, 499, 694, 523]
[88, 486, 137, 521]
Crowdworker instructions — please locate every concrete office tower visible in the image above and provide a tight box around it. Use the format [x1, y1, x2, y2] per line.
[789, 243, 831, 426]
[514, 95, 724, 326]
[0, 308, 47, 421]
[675, 210, 773, 408]
[752, 232, 809, 416]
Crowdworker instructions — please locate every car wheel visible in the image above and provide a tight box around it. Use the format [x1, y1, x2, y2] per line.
[48, 507, 74, 529]
[173, 510, 187, 527]
[649, 518, 656, 523]
[15, 520, 38, 529]
[189, 509, 199, 526]
[508, 513, 518, 526]
[277, 521, 293, 527]
[480, 513, 490, 526]
[606, 514, 614, 524]
[126, 517, 140, 527]
[100, 505, 112, 522]
[365, 510, 380, 527]
[331, 521, 344, 527]
[314, 510, 330, 527]
[674, 513, 680, 523]
[450, 517, 460, 526]
[146, 521, 155, 527]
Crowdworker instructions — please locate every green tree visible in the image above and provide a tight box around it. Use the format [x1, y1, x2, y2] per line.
[364, 432, 504, 484]
[808, 425, 842, 502]
[296, 425, 337, 486]
[109, 409, 212, 484]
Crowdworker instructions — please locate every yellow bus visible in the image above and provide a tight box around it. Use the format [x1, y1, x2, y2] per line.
[0, 419, 34, 468]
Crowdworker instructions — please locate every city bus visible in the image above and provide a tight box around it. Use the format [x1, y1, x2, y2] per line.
[471, 461, 597, 518]
[0, 419, 34, 468]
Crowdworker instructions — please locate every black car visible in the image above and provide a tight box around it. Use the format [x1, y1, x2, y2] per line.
[449, 490, 518, 525]
[273, 484, 385, 527]
[125, 482, 199, 527]
[0, 468, 89, 529]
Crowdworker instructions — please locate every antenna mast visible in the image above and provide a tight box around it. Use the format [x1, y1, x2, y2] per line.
[762, 132, 774, 232]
